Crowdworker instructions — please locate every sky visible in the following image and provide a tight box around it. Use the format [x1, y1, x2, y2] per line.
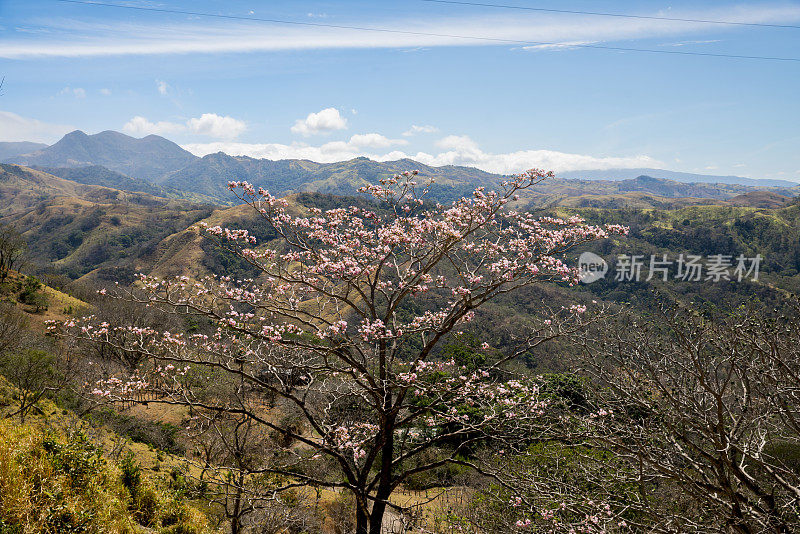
[0, 0, 799, 181]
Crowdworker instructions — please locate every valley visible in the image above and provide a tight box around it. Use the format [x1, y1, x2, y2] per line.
[1, 132, 799, 534]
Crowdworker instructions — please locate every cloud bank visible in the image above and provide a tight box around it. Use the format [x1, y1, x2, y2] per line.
[123, 113, 246, 139]
[0, 110, 74, 143]
[182, 134, 661, 174]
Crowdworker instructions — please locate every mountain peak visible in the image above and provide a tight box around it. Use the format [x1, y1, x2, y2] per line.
[96, 129, 133, 138]
[2, 129, 198, 183]
[63, 130, 89, 138]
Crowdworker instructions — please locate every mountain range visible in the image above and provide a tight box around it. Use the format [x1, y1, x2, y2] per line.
[4, 130, 798, 206]
[557, 168, 799, 188]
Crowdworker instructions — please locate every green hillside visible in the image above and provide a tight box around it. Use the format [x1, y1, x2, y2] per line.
[37, 165, 218, 204]
[0, 165, 213, 281]
[3, 169, 800, 533]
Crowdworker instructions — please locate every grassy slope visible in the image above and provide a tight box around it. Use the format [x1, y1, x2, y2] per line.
[0, 165, 214, 282]
[0, 271, 91, 325]
[0, 381, 216, 534]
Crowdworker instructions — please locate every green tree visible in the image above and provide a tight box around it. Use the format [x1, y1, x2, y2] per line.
[0, 224, 25, 282]
[0, 349, 60, 422]
[18, 276, 48, 312]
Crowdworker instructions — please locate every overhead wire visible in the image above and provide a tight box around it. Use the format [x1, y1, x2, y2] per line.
[55, 0, 800, 62]
[420, 0, 800, 30]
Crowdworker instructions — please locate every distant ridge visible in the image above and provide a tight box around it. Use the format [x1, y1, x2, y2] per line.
[36, 165, 217, 204]
[557, 168, 798, 188]
[0, 141, 48, 161]
[159, 152, 502, 203]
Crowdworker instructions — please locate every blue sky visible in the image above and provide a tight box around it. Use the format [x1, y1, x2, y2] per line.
[1, 0, 799, 180]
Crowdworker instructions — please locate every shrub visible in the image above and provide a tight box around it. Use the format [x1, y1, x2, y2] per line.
[0, 420, 213, 533]
[119, 451, 142, 497]
[0, 420, 130, 533]
[85, 407, 184, 454]
[17, 276, 48, 311]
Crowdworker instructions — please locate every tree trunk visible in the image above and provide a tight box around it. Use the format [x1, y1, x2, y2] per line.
[355, 494, 370, 534]
[368, 488, 391, 534]
[230, 477, 243, 534]
[368, 419, 395, 534]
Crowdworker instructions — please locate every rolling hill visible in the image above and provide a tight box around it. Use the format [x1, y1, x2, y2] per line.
[0, 164, 213, 279]
[1, 162, 799, 357]
[36, 165, 217, 204]
[0, 163, 151, 215]
[3, 163, 800, 284]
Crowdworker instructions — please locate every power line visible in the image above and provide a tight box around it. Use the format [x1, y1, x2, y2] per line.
[55, 0, 800, 62]
[421, 0, 800, 29]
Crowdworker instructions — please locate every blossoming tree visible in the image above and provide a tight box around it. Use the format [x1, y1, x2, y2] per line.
[57, 170, 626, 534]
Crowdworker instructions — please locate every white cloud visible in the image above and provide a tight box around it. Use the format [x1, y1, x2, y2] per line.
[408, 134, 659, 173]
[99, 88, 111, 95]
[181, 141, 367, 162]
[156, 80, 169, 96]
[348, 133, 407, 149]
[0, 110, 74, 143]
[123, 113, 246, 139]
[123, 116, 185, 136]
[521, 40, 596, 51]
[0, 3, 800, 59]
[58, 86, 85, 98]
[182, 134, 661, 174]
[435, 135, 480, 152]
[403, 124, 439, 137]
[186, 113, 246, 139]
[415, 147, 660, 174]
[3, 5, 798, 58]
[291, 108, 347, 136]
[661, 39, 722, 47]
